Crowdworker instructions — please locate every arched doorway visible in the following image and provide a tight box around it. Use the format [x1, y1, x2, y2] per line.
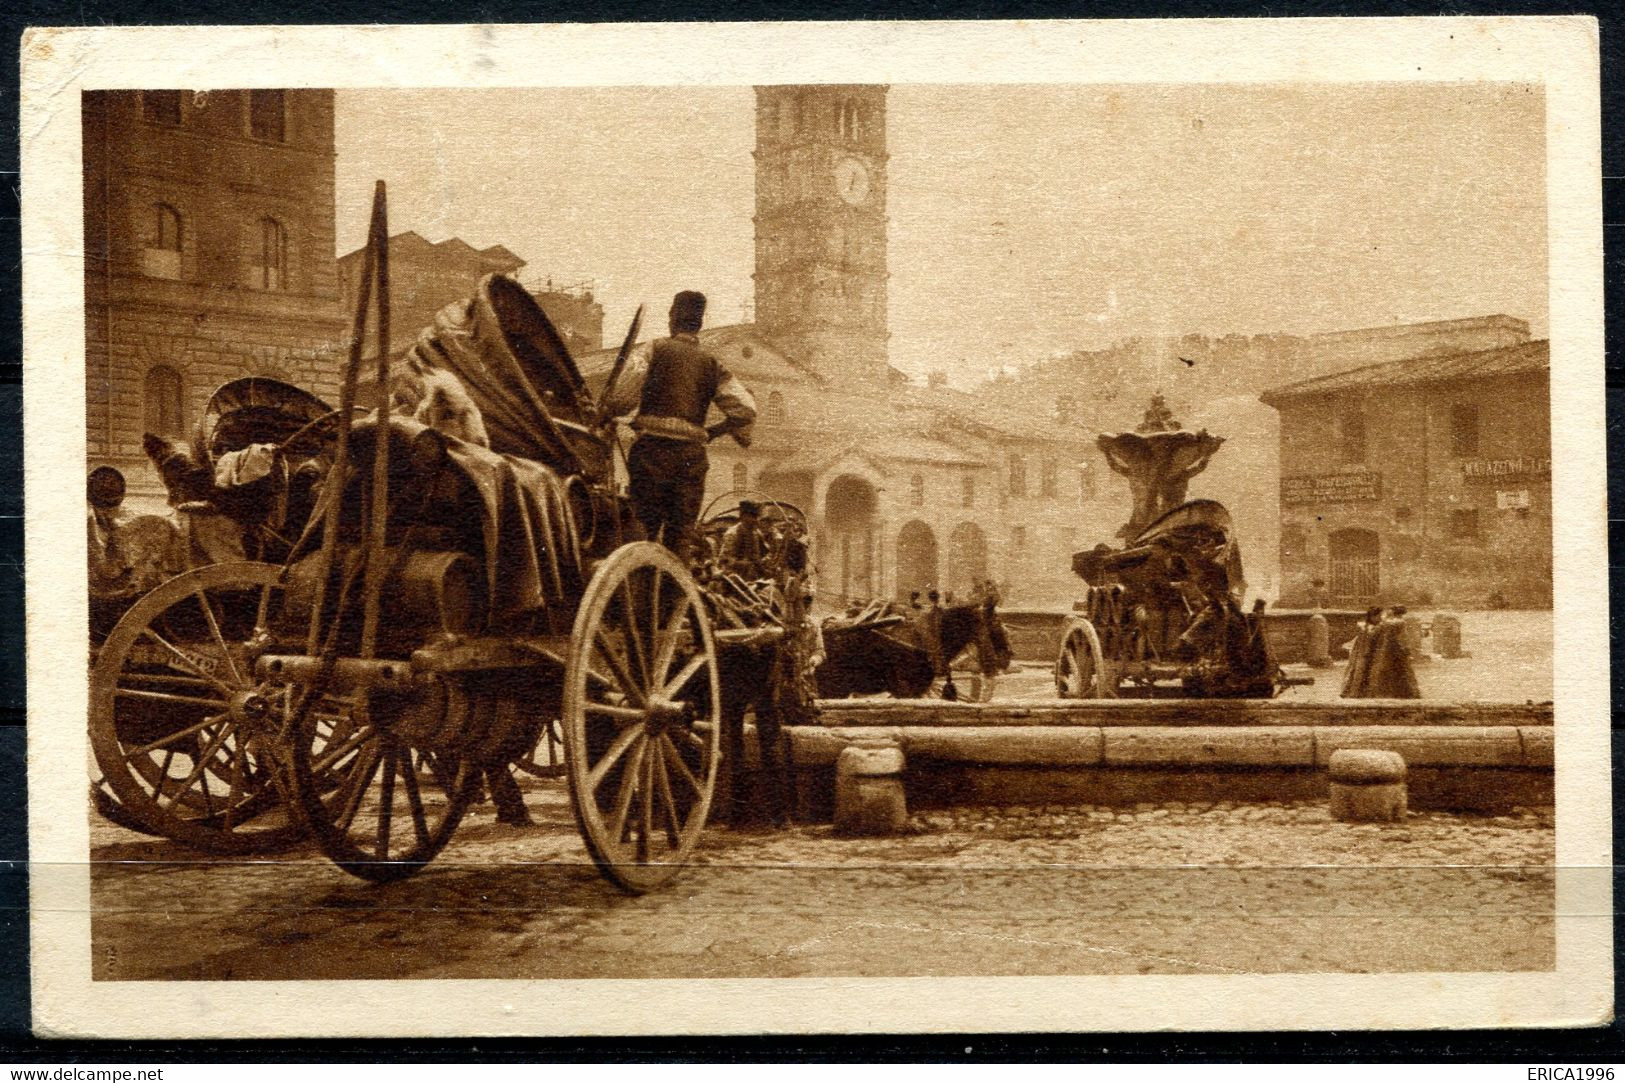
[1327, 528, 1380, 606]
[825, 474, 878, 603]
[895, 520, 939, 601]
[946, 522, 988, 597]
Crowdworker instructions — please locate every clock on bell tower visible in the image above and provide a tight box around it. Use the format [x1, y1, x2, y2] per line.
[753, 84, 890, 383]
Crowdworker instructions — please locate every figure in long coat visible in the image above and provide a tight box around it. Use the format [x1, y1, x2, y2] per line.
[1341, 608, 1422, 699]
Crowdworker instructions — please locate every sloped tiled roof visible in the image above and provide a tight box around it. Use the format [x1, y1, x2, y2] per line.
[1259, 340, 1549, 405]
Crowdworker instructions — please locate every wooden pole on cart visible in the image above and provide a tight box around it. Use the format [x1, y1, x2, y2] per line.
[358, 180, 391, 662]
[306, 181, 386, 656]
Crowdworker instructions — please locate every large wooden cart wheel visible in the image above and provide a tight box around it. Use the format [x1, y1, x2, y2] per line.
[1055, 619, 1116, 699]
[89, 561, 303, 853]
[563, 541, 721, 894]
[275, 671, 480, 884]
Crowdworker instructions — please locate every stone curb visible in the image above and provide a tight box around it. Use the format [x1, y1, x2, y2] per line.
[816, 699, 1554, 729]
[786, 724, 1555, 770]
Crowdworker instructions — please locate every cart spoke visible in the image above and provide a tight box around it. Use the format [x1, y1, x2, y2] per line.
[584, 700, 644, 725]
[618, 577, 651, 686]
[194, 588, 245, 686]
[376, 744, 397, 860]
[659, 733, 703, 795]
[126, 711, 229, 757]
[115, 687, 232, 712]
[399, 752, 431, 847]
[156, 721, 233, 810]
[607, 738, 648, 845]
[223, 739, 246, 829]
[650, 739, 682, 848]
[337, 745, 383, 833]
[587, 723, 646, 793]
[637, 746, 654, 862]
[137, 628, 236, 696]
[661, 653, 708, 700]
[593, 633, 646, 706]
[649, 597, 692, 689]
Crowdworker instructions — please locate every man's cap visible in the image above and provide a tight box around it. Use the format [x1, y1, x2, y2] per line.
[670, 290, 707, 327]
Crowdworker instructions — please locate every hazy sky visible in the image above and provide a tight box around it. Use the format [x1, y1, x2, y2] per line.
[336, 83, 1547, 385]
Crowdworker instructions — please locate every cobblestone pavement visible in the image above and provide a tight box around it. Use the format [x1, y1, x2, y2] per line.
[90, 786, 1554, 981]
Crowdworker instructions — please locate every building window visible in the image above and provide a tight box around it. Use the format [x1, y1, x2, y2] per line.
[1011, 526, 1027, 553]
[1450, 403, 1480, 457]
[1449, 508, 1480, 541]
[1078, 467, 1095, 503]
[143, 365, 185, 438]
[1008, 454, 1026, 497]
[910, 473, 924, 506]
[140, 203, 183, 280]
[1040, 458, 1058, 498]
[248, 89, 287, 142]
[838, 99, 864, 142]
[252, 217, 287, 290]
[766, 389, 786, 425]
[141, 91, 183, 125]
[1338, 408, 1367, 465]
[732, 462, 748, 491]
[961, 473, 976, 509]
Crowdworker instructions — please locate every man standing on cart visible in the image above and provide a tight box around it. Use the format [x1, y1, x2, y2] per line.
[616, 290, 757, 559]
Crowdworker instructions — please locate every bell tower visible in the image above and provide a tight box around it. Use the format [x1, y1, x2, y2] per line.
[753, 85, 890, 383]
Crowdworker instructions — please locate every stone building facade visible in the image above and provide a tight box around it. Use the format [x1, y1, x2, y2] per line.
[83, 89, 349, 498]
[337, 233, 606, 359]
[582, 84, 1103, 610]
[1261, 338, 1552, 609]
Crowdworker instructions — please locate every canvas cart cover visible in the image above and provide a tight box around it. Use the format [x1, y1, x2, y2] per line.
[198, 377, 334, 461]
[404, 274, 602, 478]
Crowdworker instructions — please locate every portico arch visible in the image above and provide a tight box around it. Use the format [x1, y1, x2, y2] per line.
[946, 522, 989, 597]
[895, 520, 939, 601]
[825, 473, 879, 602]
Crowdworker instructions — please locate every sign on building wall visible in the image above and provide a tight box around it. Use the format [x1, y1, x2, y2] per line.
[1496, 489, 1531, 510]
[1281, 472, 1382, 505]
[1462, 457, 1551, 481]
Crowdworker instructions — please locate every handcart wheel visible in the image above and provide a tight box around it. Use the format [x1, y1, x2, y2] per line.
[1055, 619, 1116, 699]
[276, 680, 480, 884]
[562, 542, 721, 894]
[89, 562, 305, 853]
[513, 719, 567, 780]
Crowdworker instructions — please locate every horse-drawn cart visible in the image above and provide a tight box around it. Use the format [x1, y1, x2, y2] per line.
[1055, 498, 1283, 699]
[88, 184, 803, 892]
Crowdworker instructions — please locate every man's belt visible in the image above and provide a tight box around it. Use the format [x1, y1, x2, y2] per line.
[632, 414, 708, 443]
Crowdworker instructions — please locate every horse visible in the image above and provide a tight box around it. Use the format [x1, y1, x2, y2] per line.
[816, 598, 1012, 700]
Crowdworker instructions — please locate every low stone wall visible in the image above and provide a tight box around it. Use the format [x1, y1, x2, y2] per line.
[816, 698, 1553, 729]
[782, 710, 1555, 820]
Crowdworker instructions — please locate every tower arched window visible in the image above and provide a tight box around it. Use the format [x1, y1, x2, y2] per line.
[910, 473, 924, 506]
[141, 203, 183, 280]
[143, 364, 185, 438]
[253, 216, 288, 290]
[766, 390, 786, 425]
[732, 462, 748, 491]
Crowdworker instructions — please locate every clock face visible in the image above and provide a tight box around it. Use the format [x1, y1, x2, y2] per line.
[835, 157, 871, 206]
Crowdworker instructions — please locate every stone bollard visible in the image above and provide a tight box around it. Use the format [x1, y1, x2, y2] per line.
[833, 742, 908, 836]
[1432, 613, 1464, 659]
[1400, 615, 1430, 664]
[1305, 613, 1332, 668]
[1327, 749, 1407, 823]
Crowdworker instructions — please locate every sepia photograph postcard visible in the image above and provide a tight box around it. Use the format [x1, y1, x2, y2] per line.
[19, 17, 1610, 1037]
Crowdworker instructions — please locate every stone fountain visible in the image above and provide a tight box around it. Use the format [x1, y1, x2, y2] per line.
[1097, 393, 1225, 540]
